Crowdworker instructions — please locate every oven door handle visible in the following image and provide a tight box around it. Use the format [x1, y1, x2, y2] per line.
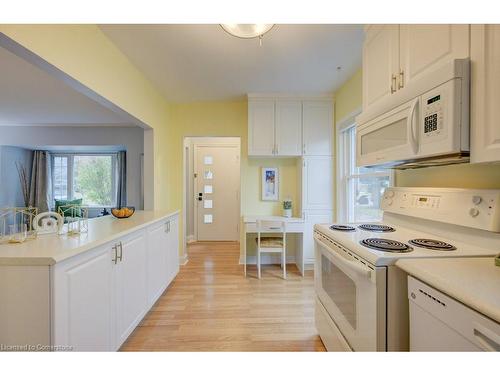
[317, 236, 372, 280]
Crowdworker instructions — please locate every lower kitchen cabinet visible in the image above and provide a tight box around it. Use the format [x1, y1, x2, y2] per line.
[7, 212, 181, 351]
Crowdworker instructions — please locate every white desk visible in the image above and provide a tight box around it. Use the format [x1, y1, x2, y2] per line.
[242, 215, 305, 277]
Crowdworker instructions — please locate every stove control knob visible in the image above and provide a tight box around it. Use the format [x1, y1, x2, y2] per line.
[472, 196, 482, 205]
[386, 190, 395, 198]
[469, 208, 480, 217]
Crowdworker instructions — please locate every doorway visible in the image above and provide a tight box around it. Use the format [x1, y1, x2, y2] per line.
[184, 137, 241, 246]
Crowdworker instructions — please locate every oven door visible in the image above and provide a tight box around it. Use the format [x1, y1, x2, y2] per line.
[357, 98, 420, 167]
[314, 232, 386, 351]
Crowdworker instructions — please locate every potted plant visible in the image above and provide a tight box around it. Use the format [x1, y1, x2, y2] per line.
[283, 199, 292, 218]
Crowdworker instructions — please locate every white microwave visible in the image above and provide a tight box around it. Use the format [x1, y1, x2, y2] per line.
[356, 59, 470, 169]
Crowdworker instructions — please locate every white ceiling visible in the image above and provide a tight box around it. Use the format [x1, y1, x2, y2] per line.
[100, 24, 364, 102]
[0, 46, 134, 126]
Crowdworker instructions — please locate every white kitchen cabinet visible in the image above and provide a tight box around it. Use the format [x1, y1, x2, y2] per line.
[248, 100, 275, 156]
[147, 220, 169, 305]
[302, 101, 333, 156]
[166, 216, 180, 285]
[275, 100, 302, 156]
[302, 210, 333, 265]
[362, 24, 470, 112]
[471, 24, 500, 163]
[301, 156, 333, 210]
[363, 25, 400, 110]
[52, 243, 114, 351]
[115, 230, 148, 348]
[399, 25, 469, 89]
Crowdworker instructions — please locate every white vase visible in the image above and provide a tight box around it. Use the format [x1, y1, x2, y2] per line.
[283, 208, 292, 218]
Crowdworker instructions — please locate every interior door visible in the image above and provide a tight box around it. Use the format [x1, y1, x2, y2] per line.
[363, 25, 400, 109]
[195, 145, 240, 241]
[275, 99, 302, 156]
[399, 24, 469, 89]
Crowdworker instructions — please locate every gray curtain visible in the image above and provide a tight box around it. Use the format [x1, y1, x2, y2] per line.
[116, 151, 127, 208]
[29, 150, 50, 212]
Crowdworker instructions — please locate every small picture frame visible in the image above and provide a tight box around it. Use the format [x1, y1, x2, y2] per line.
[261, 167, 279, 201]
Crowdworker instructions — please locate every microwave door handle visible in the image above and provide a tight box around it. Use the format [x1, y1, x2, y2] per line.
[408, 98, 419, 154]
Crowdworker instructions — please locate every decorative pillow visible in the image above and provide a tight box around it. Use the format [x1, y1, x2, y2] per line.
[55, 198, 83, 218]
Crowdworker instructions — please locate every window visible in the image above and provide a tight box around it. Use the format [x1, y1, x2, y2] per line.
[51, 154, 117, 207]
[337, 121, 393, 222]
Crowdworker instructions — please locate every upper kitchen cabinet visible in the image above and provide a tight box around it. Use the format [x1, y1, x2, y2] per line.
[362, 24, 470, 112]
[302, 100, 333, 156]
[399, 25, 469, 89]
[363, 25, 400, 110]
[275, 100, 303, 156]
[471, 24, 500, 163]
[248, 96, 332, 157]
[248, 99, 276, 156]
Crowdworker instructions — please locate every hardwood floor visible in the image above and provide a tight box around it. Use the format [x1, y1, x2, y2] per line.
[121, 241, 325, 351]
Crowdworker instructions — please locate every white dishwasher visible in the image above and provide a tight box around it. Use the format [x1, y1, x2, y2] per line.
[408, 276, 500, 351]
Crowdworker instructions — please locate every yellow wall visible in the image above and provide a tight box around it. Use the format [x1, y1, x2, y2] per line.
[168, 100, 299, 216]
[333, 69, 500, 190]
[0, 25, 171, 209]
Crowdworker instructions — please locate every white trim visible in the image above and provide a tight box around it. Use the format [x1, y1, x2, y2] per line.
[179, 254, 189, 266]
[247, 93, 333, 100]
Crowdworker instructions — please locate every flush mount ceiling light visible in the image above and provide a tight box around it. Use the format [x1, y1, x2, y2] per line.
[220, 24, 274, 46]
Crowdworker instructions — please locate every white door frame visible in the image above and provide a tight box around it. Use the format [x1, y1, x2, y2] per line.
[182, 137, 241, 257]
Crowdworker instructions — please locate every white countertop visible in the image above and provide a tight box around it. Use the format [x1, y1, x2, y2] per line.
[0, 210, 179, 266]
[397, 257, 500, 323]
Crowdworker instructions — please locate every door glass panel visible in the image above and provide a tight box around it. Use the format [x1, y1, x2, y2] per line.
[204, 199, 213, 209]
[204, 185, 213, 194]
[361, 118, 407, 155]
[204, 170, 213, 179]
[203, 214, 213, 224]
[321, 254, 357, 329]
[204, 156, 213, 165]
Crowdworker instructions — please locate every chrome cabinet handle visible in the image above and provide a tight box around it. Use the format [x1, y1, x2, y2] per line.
[303, 143, 306, 155]
[117, 242, 123, 262]
[391, 74, 397, 94]
[165, 221, 170, 233]
[111, 245, 118, 264]
[398, 69, 404, 89]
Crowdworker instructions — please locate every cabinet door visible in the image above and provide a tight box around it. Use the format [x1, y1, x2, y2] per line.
[303, 210, 333, 265]
[147, 221, 169, 306]
[302, 156, 333, 210]
[399, 24, 469, 88]
[248, 100, 275, 156]
[115, 230, 148, 348]
[471, 25, 500, 163]
[363, 25, 400, 109]
[302, 101, 333, 156]
[52, 244, 114, 351]
[167, 216, 180, 285]
[275, 100, 302, 156]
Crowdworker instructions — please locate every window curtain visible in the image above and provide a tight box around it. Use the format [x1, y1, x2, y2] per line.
[116, 151, 127, 207]
[29, 150, 50, 212]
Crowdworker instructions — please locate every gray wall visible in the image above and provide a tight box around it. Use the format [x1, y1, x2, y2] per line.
[0, 126, 144, 209]
[0, 145, 33, 208]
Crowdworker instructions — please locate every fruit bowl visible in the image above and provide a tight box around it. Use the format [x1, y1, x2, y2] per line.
[111, 207, 135, 219]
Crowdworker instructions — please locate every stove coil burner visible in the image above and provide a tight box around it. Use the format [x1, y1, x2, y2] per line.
[329, 225, 356, 232]
[358, 224, 395, 232]
[360, 238, 413, 253]
[408, 238, 457, 251]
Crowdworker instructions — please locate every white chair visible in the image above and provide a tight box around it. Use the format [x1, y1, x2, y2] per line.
[256, 219, 287, 279]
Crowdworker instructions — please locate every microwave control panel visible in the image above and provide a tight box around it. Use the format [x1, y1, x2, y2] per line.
[423, 94, 443, 136]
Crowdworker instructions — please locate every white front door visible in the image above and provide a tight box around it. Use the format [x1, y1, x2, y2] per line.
[195, 144, 240, 241]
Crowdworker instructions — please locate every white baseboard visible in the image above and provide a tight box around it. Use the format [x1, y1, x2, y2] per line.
[186, 235, 196, 244]
[179, 254, 189, 266]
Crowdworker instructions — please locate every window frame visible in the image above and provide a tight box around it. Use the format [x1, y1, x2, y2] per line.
[50, 152, 118, 208]
[336, 109, 394, 223]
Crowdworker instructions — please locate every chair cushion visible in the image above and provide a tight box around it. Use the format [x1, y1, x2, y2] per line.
[256, 237, 283, 248]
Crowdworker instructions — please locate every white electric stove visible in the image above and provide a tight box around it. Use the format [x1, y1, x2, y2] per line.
[314, 187, 500, 352]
